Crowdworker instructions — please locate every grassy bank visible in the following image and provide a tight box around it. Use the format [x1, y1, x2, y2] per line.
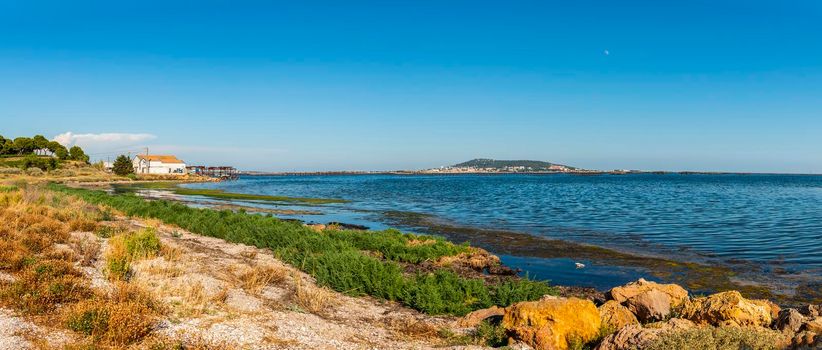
[115, 181, 348, 204]
[53, 184, 556, 316]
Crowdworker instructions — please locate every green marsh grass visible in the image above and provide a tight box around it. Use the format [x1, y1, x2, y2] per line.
[53, 184, 557, 315]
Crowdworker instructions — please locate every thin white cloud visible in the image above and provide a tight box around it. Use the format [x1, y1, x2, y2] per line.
[53, 132, 157, 147]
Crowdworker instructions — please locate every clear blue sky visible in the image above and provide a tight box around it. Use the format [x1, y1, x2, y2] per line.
[2, 1, 820, 172]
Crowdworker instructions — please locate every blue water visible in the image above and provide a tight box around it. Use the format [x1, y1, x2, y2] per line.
[181, 174, 822, 292]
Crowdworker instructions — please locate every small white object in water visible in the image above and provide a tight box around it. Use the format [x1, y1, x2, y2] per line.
[575, 262, 586, 269]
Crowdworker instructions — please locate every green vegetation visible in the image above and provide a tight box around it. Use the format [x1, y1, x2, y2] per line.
[112, 155, 134, 176]
[0, 134, 88, 162]
[22, 154, 60, 170]
[474, 320, 508, 347]
[53, 184, 557, 316]
[645, 326, 785, 350]
[69, 146, 90, 163]
[106, 228, 162, 280]
[0, 134, 90, 169]
[116, 181, 348, 204]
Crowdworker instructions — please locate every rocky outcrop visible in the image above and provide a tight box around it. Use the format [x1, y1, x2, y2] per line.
[752, 298, 781, 320]
[799, 304, 821, 318]
[502, 296, 601, 350]
[802, 317, 822, 334]
[598, 300, 639, 331]
[608, 278, 689, 308]
[595, 318, 694, 350]
[625, 290, 671, 323]
[680, 291, 772, 327]
[790, 331, 820, 349]
[457, 305, 505, 328]
[776, 308, 805, 334]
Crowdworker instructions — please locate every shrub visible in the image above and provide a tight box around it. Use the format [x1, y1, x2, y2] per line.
[69, 217, 98, 232]
[474, 320, 507, 347]
[645, 326, 786, 350]
[105, 228, 161, 280]
[21, 155, 58, 171]
[94, 225, 120, 238]
[65, 298, 155, 345]
[0, 167, 23, 175]
[25, 167, 44, 176]
[66, 301, 109, 336]
[1, 259, 91, 314]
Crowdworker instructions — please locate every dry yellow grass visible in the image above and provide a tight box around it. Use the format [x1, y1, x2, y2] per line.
[385, 316, 442, 341]
[293, 275, 335, 315]
[0, 183, 168, 348]
[235, 264, 288, 295]
[160, 243, 183, 262]
[70, 234, 101, 266]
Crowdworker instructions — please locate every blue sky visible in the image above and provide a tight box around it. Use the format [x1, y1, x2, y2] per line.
[1, 1, 821, 172]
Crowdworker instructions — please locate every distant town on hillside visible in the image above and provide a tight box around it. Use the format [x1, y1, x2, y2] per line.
[421, 158, 584, 174]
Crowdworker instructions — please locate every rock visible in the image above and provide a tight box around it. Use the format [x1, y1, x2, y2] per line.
[595, 318, 695, 350]
[790, 331, 819, 349]
[595, 325, 652, 350]
[801, 317, 822, 334]
[598, 301, 639, 331]
[752, 298, 781, 320]
[680, 291, 772, 327]
[608, 278, 689, 308]
[457, 306, 505, 328]
[305, 224, 326, 232]
[625, 290, 671, 323]
[776, 308, 806, 334]
[799, 304, 822, 318]
[502, 297, 601, 350]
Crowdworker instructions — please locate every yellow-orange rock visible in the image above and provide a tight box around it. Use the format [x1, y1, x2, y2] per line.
[608, 278, 689, 307]
[502, 297, 601, 350]
[680, 291, 772, 327]
[802, 317, 822, 334]
[752, 298, 781, 320]
[598, 300, 639, 332]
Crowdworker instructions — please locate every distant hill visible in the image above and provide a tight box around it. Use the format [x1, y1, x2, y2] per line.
[452, 158, 575, 170]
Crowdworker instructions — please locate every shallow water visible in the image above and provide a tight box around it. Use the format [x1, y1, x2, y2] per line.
[181, 173, 822, 295]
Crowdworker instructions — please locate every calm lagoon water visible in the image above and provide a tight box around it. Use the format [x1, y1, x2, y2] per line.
[181, 174, 822, 293]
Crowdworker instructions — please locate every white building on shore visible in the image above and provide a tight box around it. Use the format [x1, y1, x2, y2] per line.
[133, 154, 186, 175]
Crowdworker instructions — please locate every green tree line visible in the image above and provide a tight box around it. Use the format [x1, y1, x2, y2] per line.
[0, 134, 88, 162]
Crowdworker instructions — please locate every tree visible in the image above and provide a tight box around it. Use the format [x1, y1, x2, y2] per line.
[47, 141, 69, 160]
[12, 137, 34, 155]
[69, 146, 89, 163]
[112, 155, 134, 176]
[0, 139, 10, 155]
[32, 135, 49, 150]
